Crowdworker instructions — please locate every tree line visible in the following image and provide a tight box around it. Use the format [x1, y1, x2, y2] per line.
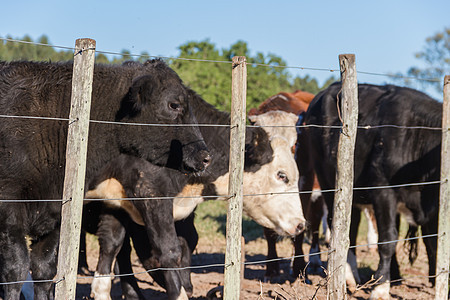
[1, 28, 448, 110]
[0, 35, 335, 111]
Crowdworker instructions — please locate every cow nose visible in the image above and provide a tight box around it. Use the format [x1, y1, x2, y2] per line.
[201, 152, 211, 169]
[296, 222, 306, 235]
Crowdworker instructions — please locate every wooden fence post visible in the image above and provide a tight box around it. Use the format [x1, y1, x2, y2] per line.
[224, 56, 247, 300]
[327, 54, 358, 300]
[436, 75, 450, 300]
[55, 38, 96, 300]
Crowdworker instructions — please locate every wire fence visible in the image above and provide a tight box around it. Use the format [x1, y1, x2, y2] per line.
[0, 37, 444, 84]
[0, 37, 448, 299]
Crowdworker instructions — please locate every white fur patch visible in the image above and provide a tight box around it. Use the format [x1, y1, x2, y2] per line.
[90, 272, 113, 300]
[176, 286, 189, 300]
[310, 190, 322, 203]
[346, 250, 361, 286]
[370, 282, 390, 300]
[321, 203, 331, 244]
[85, 178, 145, 226]
[397, 202, 417, 226]
[363, 207, 378, 248]
[173, 184, 205, 221]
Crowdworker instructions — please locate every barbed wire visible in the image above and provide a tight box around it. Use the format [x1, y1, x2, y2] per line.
[0, 179, 443, 203]
[0, 37, 443, 84]
[0, 114, 443, 132]
[0, 232, 444, 287]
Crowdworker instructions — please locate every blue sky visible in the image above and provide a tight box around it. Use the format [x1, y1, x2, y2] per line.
[1, 0, 449, 99]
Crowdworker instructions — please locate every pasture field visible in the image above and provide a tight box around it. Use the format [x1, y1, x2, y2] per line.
[73, 200, 434, 299]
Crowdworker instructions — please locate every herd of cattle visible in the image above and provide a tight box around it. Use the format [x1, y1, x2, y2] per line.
[0, 59, 444, 300]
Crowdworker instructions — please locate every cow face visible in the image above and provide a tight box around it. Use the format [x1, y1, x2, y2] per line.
[242, 111, 305, 236]
[197, 111, 305, 236]
[115, 61, 210, 174]
[173, 111, 305, 236]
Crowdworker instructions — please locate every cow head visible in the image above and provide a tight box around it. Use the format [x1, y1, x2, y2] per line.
[243, 111, 306, 236]
[115, 60, 210, 174]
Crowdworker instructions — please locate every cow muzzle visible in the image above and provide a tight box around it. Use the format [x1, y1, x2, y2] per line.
[183, 143, 211, 174]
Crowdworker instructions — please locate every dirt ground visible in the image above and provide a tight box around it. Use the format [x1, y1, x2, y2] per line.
[74, 232, 436, 300]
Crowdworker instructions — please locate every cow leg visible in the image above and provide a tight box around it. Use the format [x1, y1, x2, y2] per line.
[91, 213, 127, 300]
[263, 227, 280, 281]
[421, 218, 438, 286]
[346, 207, 361, 288]
[307, 194, 326, 277]
[132, 199, 185, 300]
[370, 190, 398, 300]
[292, 232, 313, 284]
[78, 230, 91, 275]
[0, 229, 29, 300]
[175, 213, 198, 254]
[145, 213, 197, 293]
[132, 226, 193, 298]
[389, 214, 402, 283]
[29, 228, 59, 300]
[115, 234, 145, 300]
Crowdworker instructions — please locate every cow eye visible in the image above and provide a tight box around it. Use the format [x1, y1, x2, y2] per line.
[169, 102, 181, 111]
[277, 171, 289, 183]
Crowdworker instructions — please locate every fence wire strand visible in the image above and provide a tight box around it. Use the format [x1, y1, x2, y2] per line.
[0, 179, 443, 203]
[0, 37, 443, 84]
[1, 232, 443, 287]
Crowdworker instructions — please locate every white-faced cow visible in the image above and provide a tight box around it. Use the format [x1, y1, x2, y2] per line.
[0, 60, 210, 300]
[82, 101, 306, 299]
[305, 82, 441, 299]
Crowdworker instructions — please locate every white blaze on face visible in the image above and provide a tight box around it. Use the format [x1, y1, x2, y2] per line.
[245, 111, 305, 236]
[240, 135, 304, 236]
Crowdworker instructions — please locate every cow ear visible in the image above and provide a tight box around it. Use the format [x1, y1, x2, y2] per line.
[129, 75, 155, 111]
[248, 114, 258, 125]
[244, 129, 273, 171]
[115, 75, 155, 121]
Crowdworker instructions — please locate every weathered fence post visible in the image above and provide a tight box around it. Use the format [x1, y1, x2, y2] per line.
[327, 54, 358, 300]
[224, 56, 247, 300]
[55, 38, 95, 300]
[436, 75, 450, 300]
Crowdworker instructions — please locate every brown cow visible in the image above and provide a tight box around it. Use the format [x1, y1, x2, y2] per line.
[248, 90, 314, 116]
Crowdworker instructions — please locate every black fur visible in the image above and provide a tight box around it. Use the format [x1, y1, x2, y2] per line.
[0, 60, 209, 300]
[305, 82, 441, 287]
[82, 88, 275, 298]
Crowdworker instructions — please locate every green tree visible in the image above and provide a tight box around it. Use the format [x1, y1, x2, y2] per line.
[171, 39, 305, 111]
[0, 35, 138, 64]
[170, 39, 232, 110]
[404, 27, 450, 94]
[0, 35, 335, 109]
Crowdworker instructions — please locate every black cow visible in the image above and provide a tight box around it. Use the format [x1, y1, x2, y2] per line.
[0, 60, 210, 300]
[304, 82, 441, 299]
[83, 154, 194, 299]
[82, 94, 306, 299]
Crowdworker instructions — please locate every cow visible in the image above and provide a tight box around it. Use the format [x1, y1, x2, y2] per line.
[305, 82, 441, 299]
[0, 59, 210, 300]
[251, 90, 378, 287]
[83, 155, 194, 300]
[248, 90, 314, 116]
[82, 104, 306, 299]
[248, 90, 326, 282]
